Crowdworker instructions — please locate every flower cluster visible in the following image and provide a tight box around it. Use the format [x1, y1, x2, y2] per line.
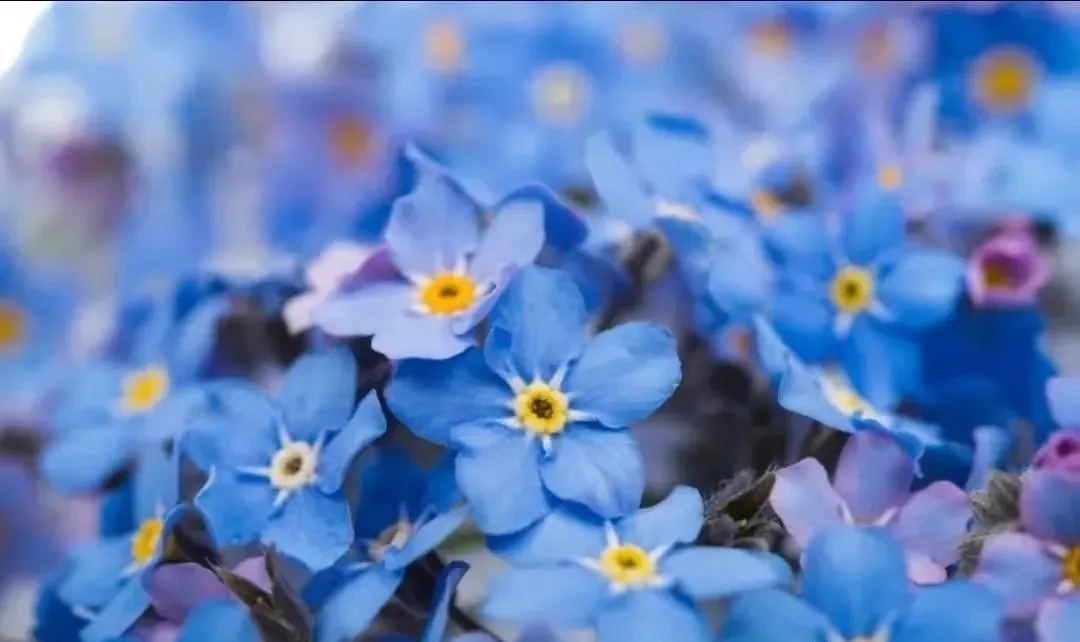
[3, 2, 1080, 642]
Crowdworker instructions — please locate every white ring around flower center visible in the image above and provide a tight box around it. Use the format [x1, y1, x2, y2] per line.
[269, 442, 318, 491]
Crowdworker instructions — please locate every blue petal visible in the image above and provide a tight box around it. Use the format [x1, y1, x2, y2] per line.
[707, 241, 772, 319]
[315, 564, 403, 642]
[263, 489, 353, 573]
[876, 251, 964, 330]
[194, 469, 274, 549]
[776, 362, 854, 434]
[617, 486, 704, 551]
[584, 132, 653, 229]
[752, 316, 792, 387]
[316, 391, 386, 494]
[770, 290, 835, 364]
[133, 444, 179, 522]
[893, 580, 1003, 642]
[484, 266, 587, 382]
[841, 318, 918, 410]
[186, 381, 279, 471]
[141, 387, 211, 445]
[489, 503, 607, 566]
[80, 579, 151, 642]
[966, 426, 1012, 492]
[719, 588, 829, 642]
[841, 191, 905, 266]
[661, 547, 790, 599]
[386, 506, 470, 571]
[496, 183, 588, 253]
[540, 427, 643, 519]
[802, 526, 910, 639]
[353, 446, 428, 539]
[467, 199, 545, 284]
[972, 533, 1061, 617]
[455, 435, 552, 535]
[420, 561, 470, 642]
[1021, 469, 1080, 544]
[314, 282, 415, 338]
[563, 323, 681, 428]
[168, 296, 230, 382]
[278, 348, 358, 442]
[50, 364, 126, 435]
[178, 600, 259, 642]
[483, 565, 607, 628]
[833, 431, 915, 523]
[1036, 595, 1080, 642]
[386, 350, 513, 448]
[371, 308, 473, 361]
[40, 425, 132, 494]
[384, 173, 481, 277]
[1046, 377, 1080, 429]
[594, 588, 711, 642]
[58, 537, 131, 608]
[770, 459, 846, 550]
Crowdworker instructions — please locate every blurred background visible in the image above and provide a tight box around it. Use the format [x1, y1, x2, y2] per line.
[5, 1, 1080, 639]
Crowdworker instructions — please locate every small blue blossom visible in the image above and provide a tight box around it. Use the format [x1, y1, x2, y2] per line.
[483, 487, 790, 642]
[175, 599, 259, 642]
[191, 348, 387, 572]
[387, 266, 681, 534]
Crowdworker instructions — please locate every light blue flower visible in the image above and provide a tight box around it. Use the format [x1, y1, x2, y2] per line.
[386, 266, 681, 534]
[176, 599, 259, 642]
[720, 526, 1004, 642]
[483, 487, 790, 642]
[191, 348, 387, 572]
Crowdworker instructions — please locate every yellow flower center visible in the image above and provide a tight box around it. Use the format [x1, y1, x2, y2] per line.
[130, 517, 165, 567]
[514, 382, 569, 436]
[418, 273, 479, 316]
[599, 544, 657, 587]
[751, 190, 783, 221]
[972, 48, 1037, 113]
[618, 20, 666, 64]
[981, 261, 1013, 290]
[830, 266, 875, 315]
[0, 300, 27, 354]
[1064, 546, 1080, 588]
[424, 20, 465, 73]
[269, 442, 318, 491]
[877, 165, 903, 192]
[749, 20, 792, 58]
[531, 64, 591, 125]
[368, 520, 412, 560]
[330, 115, 373, 167]
[120, 366, 171, 415]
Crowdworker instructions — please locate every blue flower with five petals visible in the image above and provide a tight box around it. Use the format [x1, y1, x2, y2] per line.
[190, 348, 386, 572]
[387, 266, 681, 535]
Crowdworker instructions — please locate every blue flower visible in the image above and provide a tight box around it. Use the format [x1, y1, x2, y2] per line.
[40, 293, 222, 494]
[0, 459, 60, 584]
[386, 266, 681, 534]
[720, 526, 1004, 642]
[314, 170, 546, 360]
[313, 447, 467, 641]
[56, 446, 183, 642]
[191, 348, 386, 572]
[176, 600, 259, 642]
[483, 487, 790, 642]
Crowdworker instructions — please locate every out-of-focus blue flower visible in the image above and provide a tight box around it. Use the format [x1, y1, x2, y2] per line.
[40, 292, 222, 494]
[35, 566, 92, 642]
[56, 446, 183, 642]
[0, 459, 59, 584]
[770, 430, 970, 583]
[720, 525, 1004, 642]
[191, 348, 386, 572]
[313, 170, 546, 360]
[174, 600, 259, 642]
[312, 447, 467, 641]
[483, 486, 789, 642]
[966, 219, 1049, 308]
[387, 266, 681, 534]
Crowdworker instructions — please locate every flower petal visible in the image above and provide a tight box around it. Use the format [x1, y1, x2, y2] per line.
[892, 580, 1004, 642]
[315, 564, 403, 642]
[313, 282, 415, 338]
[371, 309, 474, 361]
[891, 482, 971, 568]
[584, 132, 654, 229]
[386, 506, 470, 571]
[720, 588, 829, 642]
[769, 459, 846, 550]
[617, 485, 704, 551]
[316, 391, 386, 494]
[541, 426, 644, 520]
[40, 425, 132, 494]
[384, 173, 481, 276]
[833, 430, 915, 522]
[483, 565, 607, 629]
[496, 183, 587, 253]
[972, 532, 1062, 617]
[1020, 468, 1080, 544]
[456, 434, 552, 535]
[661, 547, 791, 599]
[841, 191, 905, 266]
[80, 579, 152, 642]
[1046, 377, 1080, 429]
[420, 561, 470, 642]
[186, 381, 279, 471]
[169, 296, 230, 381]
[802, 525, 910, 640]
[564, 323, 681, 428]
[770, 290, 836, 364]
[484, 266, 587, 382]
[148, 564, 230, 623]
[488, 503, 607, 566]
[386, 350, 513, 449]
[776, 361, 854, 434]
[1036, 595, 1080, 642]
[177, 600, 259, 642]
[57, 537, 131, 608]
[194, 469, 274, 549]
[594, 588, 711, 642]
[467, 199, 545, 284]
[877, 250, 965, 330]
[277, 348, 358, 442]
[263, 489, 353, 573]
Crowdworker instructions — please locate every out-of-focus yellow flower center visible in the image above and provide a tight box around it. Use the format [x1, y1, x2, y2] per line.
[1064, 546, 1080, 588]
[599, 544, 656, 586]
[830, 266, 875, 315]
[531, 64, 591, 125]
[329, 115, 374, 167]
[130, 517, 164, 566]
[618, 20, 666, 64]
[981, 262, 1014, 289]
[418, 273, 479, 316]
[424, 20, 465, 73]
[751, 190, 783, 221]
[972, 48, 1037, 113]
[514, 383, 569, 436]
[0, 300, 27, 354]
[120, 366, 171, 415]
[877, 165, 903, 191]
[749, 20, 792, 57]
